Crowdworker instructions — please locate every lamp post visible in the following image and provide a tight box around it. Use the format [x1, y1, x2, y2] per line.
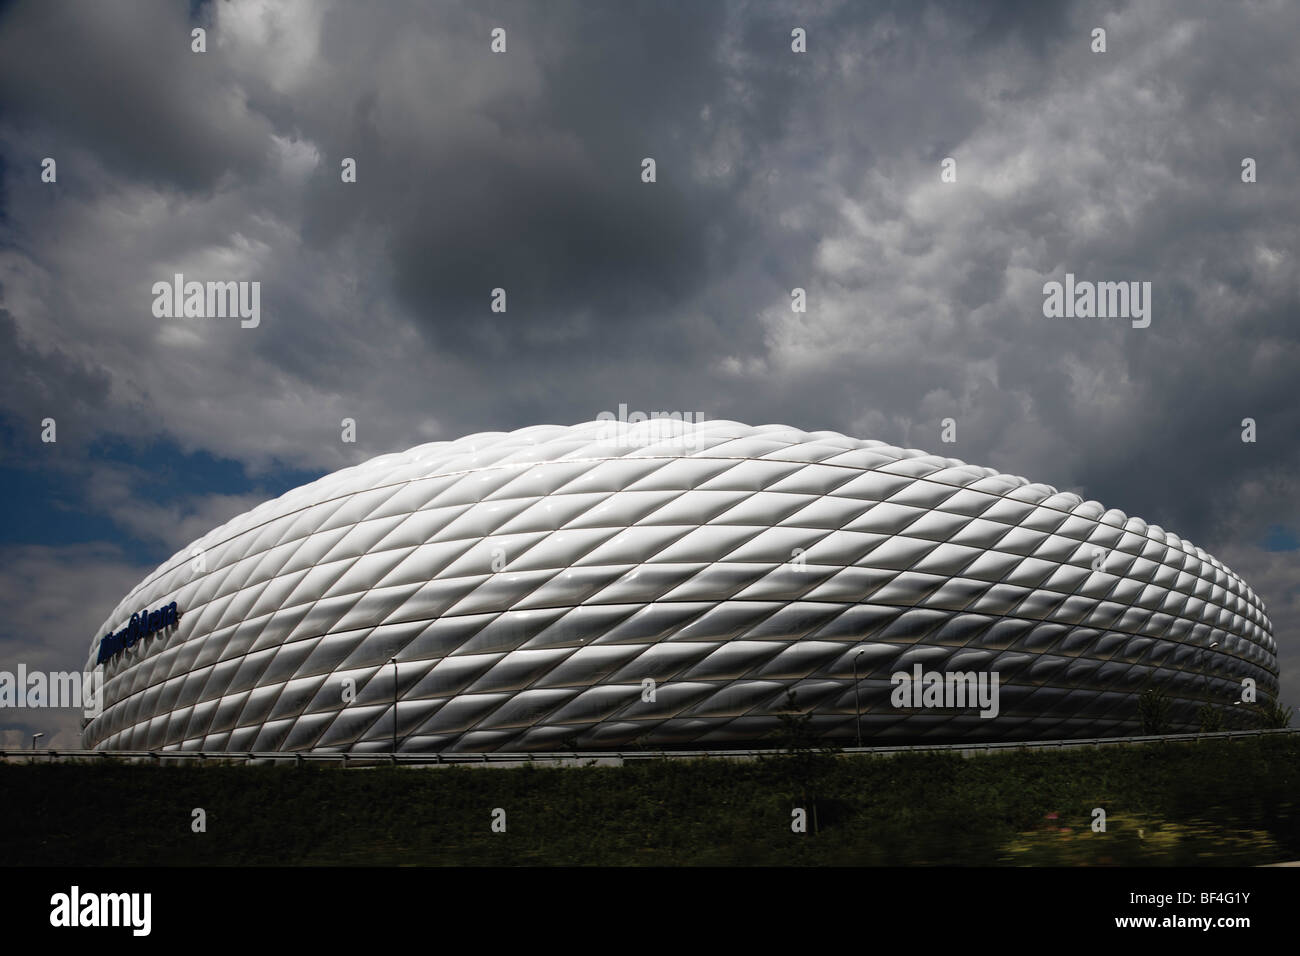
[31, 732, 43, 750]
[389, 657, 398, 762]
[1197, 641, 1218, 699]
[852, 650, 865, 749]
[1194, 640, 1219, 731]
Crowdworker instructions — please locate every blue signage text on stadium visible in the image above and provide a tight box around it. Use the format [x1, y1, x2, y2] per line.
[97, 602, 179, 665]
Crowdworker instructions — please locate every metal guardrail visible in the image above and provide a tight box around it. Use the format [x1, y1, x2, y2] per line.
[1, 728, 1295, 766]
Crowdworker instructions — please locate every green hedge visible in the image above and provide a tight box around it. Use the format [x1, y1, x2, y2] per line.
[3, 736, 1297, 866]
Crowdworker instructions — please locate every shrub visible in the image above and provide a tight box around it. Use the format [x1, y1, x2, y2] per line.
[1196, 704, 1225, 733]
[1138, 687, 1173, 735]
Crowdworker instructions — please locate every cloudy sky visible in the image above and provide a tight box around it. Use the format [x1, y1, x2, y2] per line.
[1, 0, 1296, 747]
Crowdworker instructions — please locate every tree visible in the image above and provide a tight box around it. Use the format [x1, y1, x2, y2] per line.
[1138, 687, 1172, 735]
[1196, 704, 1224, 733]
[775, 688, 818, 755]
[769, 689, 840, 834]
[1253, 697, 1293, 730]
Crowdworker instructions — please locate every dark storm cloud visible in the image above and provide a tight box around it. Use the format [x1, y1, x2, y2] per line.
[0, 306, 113, 454]
[0, 0, 273, 193]
[295, 0, 776, 361]
[272, 0, 1083, 368]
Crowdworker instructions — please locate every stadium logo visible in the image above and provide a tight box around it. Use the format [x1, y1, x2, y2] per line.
[97, 602, 179, 665]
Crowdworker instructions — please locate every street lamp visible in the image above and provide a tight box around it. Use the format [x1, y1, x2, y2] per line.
[1194, 641, 1219, 731]
[31, 733, 43, 750]
[388, 657, 398, 761]
[1199, 641, 1218, 698]
[852, 650, 866, 749]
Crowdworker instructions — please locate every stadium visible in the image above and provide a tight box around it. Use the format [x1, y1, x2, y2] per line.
[80, 419, 1278, 753]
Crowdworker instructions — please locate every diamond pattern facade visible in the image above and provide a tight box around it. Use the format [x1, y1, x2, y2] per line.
[81, 420, 1278, 752]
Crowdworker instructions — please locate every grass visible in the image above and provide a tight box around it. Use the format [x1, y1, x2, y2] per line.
[2, 736, 1297, 866]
